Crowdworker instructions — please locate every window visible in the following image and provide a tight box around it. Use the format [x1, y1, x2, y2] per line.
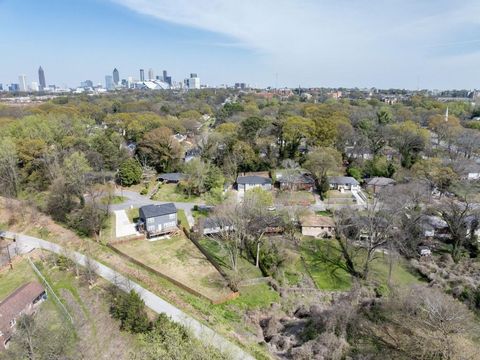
[168, 213, 176, 220]
[147, 226, 155, 232]
[163, 221, 176, 229]
[147, 218, 154, 224]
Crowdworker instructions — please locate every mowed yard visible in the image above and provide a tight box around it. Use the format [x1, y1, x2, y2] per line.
[113, 234, 233, 303]
[301, 237, 423, 291]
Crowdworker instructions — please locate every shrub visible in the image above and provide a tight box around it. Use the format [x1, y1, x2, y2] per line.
[117, 159, 142, 186]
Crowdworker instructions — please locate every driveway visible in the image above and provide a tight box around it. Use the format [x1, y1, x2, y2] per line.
[6, 231, 254, 360]
[113, 210, 139, 238]
[111, 189, 197, 227]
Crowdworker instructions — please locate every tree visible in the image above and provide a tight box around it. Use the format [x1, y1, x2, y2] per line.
[0, 137, 19, 197]
[303, 147, 342, 197]
[411, 158, 458, 196]
[437, 198, 478, 262]
[239, 116, 267, 143]
[281, 116, 315, 157]
[63, 151, 92, 206]
[389, 120, 429, 168]
[428, 113, 461, 146]
[110, 290, 150, 334]
[118, 158, 142, 186]
[138, 127, 182, 172]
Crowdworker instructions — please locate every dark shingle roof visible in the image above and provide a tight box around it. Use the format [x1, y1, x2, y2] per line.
[366, 177, 395, 186]
[328, 176, 359, 186]
[278, 173, 315, 185]
[140, 203, 177, 218]
[158, 173, 185, 182]
[237, 175, 272, 185]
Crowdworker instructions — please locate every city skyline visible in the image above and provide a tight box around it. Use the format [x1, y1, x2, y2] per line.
[1, 0, 480, 89]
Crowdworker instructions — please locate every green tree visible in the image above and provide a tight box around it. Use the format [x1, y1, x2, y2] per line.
[138, 127, 182, 172]
[0, 137, 19, 196]
[118, 158, 142, 186]
[281, 116, 315, 157]
[389, 120, 428, 168]
[110, 290, 150, 334]
[63, 151, 92, 206]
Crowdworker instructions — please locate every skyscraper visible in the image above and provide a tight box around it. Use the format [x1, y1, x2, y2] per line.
[148, 68, 154, 80]
[113, 68, 119, 85]
[186, 73, 200, 89]
[105, 75, 114, 91]
[38, 66, 46, 90]
[140, 69, 145, 82]
[163, 70, 167, 81]
[18, 75, 27, 92]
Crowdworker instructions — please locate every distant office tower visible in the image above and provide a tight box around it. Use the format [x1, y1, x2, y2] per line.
[140, 69, 145, 82]
[0, 84, 3, 91]
[105, 75, 114, 90]
[38, 66, 46, 90]
[127, 76, 133, 88]
[186, 73, 200, 89]
[113, 68, 119, 85]
[165, 76, 172, 86]
[148, 68, 154, 80]
[31, 81, 39, 92]
[163, 70, 167, 81]
[18, 75, 27, 92]
[121, 79, 128, 87]
[9, 84, 20, 92]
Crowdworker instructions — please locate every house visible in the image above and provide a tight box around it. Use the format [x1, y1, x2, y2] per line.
[158, 173, 185, 184]
[184, 148, 201, 162]
[276, 171, 315, 192]
[200, 217, 235, 235]
[0, 282, 47, 349]
[300, 214, 335, 238]
[328, 176, 360, 191]
[365, 177, 396, 193]
[236, 175, 272, 193]
[138, 203, 178, 238]
[419, 215, 449, 239]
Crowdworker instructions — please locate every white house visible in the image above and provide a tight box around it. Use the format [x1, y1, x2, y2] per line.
[328, 176, 360, 192]
[300, 214, 336, 238]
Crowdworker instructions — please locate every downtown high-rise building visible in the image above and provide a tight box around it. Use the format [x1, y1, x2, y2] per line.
[148, 68, 154, 80]
[18, 74, 27, 92]
[113, 68, 119, 85]
[38, 66, 46, 90]
[185, 73, 200, 89]
[105, 75, 114, 90]
[139, 69, 145, 82]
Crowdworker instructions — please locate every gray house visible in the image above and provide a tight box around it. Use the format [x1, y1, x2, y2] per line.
[139, 203, 178, 238]
[236, 175, 272, 194]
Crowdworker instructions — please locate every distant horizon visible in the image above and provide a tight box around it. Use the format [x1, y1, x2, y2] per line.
[2, 0, 480, 89]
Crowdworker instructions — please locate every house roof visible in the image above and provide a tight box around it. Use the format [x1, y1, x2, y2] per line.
[140, 203, 177, 218]
[277, 173, 315, 185]
[237, 175, 272, 185]
[0, 282, 45, 339]
[365, 177, 396, 186]
[328, 176, 359, 186]
[300, 214, 335, 228]
[158, 173, 185, 182]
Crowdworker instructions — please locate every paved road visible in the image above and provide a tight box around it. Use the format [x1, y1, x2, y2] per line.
[112, 189, 197, 227]
[1, 231, 253, 360]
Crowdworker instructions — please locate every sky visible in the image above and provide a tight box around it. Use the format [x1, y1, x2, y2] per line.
[1, 0, 480, 89]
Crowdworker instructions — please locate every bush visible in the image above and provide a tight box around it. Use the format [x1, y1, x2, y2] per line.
[110, 290, 150, 333]
[140, 188, 148, 195]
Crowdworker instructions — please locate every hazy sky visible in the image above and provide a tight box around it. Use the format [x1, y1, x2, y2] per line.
[1, 0, 480, 89]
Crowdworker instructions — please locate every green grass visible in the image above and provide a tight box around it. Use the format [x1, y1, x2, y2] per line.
[177, 209, 190, 230]
[151, 184, 203, 203]
[127, 208, 139, 223]
[199, 237, 263, 280]
[301, 238, 422, 291]
[315, 210, 332, 217]
[0, 259, 37, 300]
[225, 283, 280, 310]
[101, 195, 126, 205]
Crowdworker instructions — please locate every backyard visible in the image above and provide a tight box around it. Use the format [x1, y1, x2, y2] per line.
[301, 237, 423, 291]
[112, 234, 233, 303]
[151, 183, 203, 203]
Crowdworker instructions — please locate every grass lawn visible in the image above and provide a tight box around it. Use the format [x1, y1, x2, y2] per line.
[301, 238, 422, 291]
[0, 259, 37, 301]
[276, 191, 315, 206]
[177, 209, 190, 230]
[101, 195, 126, 205]
[126, 207, 139, 223]
[199, 237, 263, 281]
[151, 183, 203, 203]
[113, 234, 233, 302]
